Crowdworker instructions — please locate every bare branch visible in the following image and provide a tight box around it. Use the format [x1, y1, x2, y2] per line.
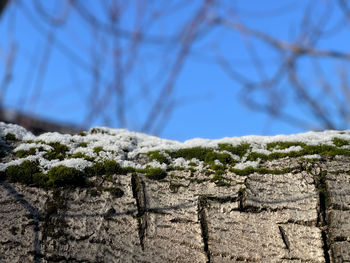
[0, 0, 9, 19]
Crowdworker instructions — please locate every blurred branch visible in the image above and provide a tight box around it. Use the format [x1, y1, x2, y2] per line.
[29, 28, 55, 112]
[142, 0, 215, 134]
[0, 0, 9, 19]
[33, 0, 72, 26]
[0, 43, 17, 103]
[71, 0, 174, 44]
[219, 19, 350, 60]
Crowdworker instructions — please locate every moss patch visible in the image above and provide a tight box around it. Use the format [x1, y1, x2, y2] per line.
[167, 146, 235, 166]
[78, 131, 87, 136]
[93, 146, 103, 155]
[332, 137, 350, 147]
[218, 143, 250, 157]
[231, 166, 292, 176]
[144, 168, 167, 180]
[5, 133, 17, 141]
[266, 141, 306, 151]
[84, 160, 133, 177]
[69, 152, 94, 161]
[147, 151, 169, 164]
[47, 166, 86, 187]
[44, 142, 69, 161]
[16, 147, 45, 158]
[210, 173, 231, 187]
[6, 160, 41, 185]
[247, 143, 350, 161]
[79, 142, 88, 147]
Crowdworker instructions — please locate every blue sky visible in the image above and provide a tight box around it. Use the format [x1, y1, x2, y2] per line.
[0, 0, 348, 141]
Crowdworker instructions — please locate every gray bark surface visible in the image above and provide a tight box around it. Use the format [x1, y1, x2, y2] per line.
[1, 126, 350, 262]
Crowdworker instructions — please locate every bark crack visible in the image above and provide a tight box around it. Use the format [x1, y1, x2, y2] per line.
[131, 174, 148, 250]
[198, 196, 211, 263]
[278, 225, 290, 251]
[308, 163, 330, 263]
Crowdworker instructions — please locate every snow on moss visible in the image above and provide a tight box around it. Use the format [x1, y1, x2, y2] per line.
[2, 122, 350, 173]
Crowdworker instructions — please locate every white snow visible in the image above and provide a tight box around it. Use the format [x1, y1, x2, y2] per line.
[43, 158, 93, 171]
[0, 122, 34, 141]
[2, 122, 350, 172]
[233, 161, 260, 170]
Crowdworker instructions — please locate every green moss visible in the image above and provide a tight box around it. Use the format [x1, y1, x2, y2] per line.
[231, 166, 256, 176]
[332, 137, 349, 147]
[122, 166, 136, 173]
[6, 160, 40, 185]
[105, 187, 124, 198]
[104, 160, 123, 175]
[5, 133, 17, 141]
[167, 147, 211, 161]
[16, 149, 35, 158]
[5, 161, 86, 188]
[84, 162, 105, 177]
[144, 168, 167, 180]
[167, 166, 185, 171]
[209, 163, 226, 172]
[32, 173, 49, 187]
[210, 174, 231, 187]
[16, 147, 45, 158]
[44, 142, 69, 161]
[93, 146, 103, 154]
[79, 142, 88, 147]
[78, 131, 87, 136]
[247, 143, 350, 161]
[231, 166, 292, 176]
[69, 152, 94, 161]
[84, 160, 131, 177]
[266, 141, 306, 151]
[205, 151, 235, 166]
[147, 151, 169, 164]
[218, 143, 250, 157]
[47, 166, 86, 187]
[167, 146, 235, 167]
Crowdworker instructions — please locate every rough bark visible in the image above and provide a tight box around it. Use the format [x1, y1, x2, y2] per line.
[1, 125, 350, 262]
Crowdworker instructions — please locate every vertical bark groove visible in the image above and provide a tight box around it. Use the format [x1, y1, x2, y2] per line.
[198, 196, 211, 263]
[131, 174, 147, 250]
